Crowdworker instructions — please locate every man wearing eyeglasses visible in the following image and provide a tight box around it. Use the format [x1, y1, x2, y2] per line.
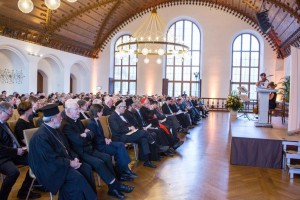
[109, 100, 157, 168]
[0, 102, 41, 200]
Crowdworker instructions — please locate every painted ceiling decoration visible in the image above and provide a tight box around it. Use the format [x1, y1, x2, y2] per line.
[0, 0, 299, 59]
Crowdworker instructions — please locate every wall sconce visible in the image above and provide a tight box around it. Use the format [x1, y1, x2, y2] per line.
[96, 86, 102, 91]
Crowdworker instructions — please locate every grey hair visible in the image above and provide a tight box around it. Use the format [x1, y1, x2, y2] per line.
[0, 101, 12, 111]
[65, 98, 79, 110]
[104, 97, 112, 105]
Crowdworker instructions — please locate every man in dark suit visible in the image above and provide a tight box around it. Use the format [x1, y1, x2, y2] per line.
[87, 104, 138, 180]
[29, 104, 97, 200]
[61, 99, 134, 199]
[102, 97, 114, 116]
[0, 102, 41, 200]
[162, 97, 191, 128]
[108, 100, 157, 168]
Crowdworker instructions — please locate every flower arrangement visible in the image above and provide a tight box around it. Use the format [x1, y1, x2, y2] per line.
[277, 76, 290, 102]
[225, 91, 243, 111]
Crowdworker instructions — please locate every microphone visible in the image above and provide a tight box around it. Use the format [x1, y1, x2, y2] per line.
[266, 75, 274, 77]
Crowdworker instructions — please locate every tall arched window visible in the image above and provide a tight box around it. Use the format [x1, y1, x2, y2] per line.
[231, 33, 260, 99]
[113, 35, 137, 94]
[165, 20, 201, 97]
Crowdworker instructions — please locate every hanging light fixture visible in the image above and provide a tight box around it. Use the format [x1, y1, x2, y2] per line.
[18, 0, 34, 13]
[116, 9, 189, 64]
[44, 0, 61, 10]
[17, 0, 77, 13]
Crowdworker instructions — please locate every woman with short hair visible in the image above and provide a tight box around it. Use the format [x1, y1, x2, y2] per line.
[15, 102, 34, 147]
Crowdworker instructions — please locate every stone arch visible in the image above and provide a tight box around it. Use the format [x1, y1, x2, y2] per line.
[37, 55, 64, 95]
[70, 61, 90, 93]
[0, 45, 29, 94]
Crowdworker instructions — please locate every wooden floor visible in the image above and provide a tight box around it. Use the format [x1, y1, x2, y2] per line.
[7, 112, 300, 200]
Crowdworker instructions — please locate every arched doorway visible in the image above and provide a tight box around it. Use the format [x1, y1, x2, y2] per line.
[37, 56, 64, 95]
[70, 62, 90, 93]
[0, 46, 28, 94]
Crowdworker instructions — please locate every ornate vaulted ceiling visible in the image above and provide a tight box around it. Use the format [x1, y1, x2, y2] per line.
[0, 0, 299, 58]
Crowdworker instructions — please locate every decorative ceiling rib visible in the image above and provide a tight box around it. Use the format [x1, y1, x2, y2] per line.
[0, 0, 299, 58]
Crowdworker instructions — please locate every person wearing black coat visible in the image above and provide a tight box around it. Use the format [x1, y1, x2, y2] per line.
[0, 102, 41, 200]
[87, 104, 137, 180]
[61, 99, 134, 199]
[28, 104, 97, 200]
[108, 100, 157, 168]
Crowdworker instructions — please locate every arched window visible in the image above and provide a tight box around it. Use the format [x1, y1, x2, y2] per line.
[231, 33, 260, 99]
[113, 34, 137, 95]
[165, 20, 201, 97]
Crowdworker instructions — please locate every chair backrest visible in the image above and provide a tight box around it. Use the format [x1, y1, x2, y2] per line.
[8, 109, 20, 122]
[23, 128, 38, 151]
[99, 116, 112, 139]
[38, 112, 44, 118]
[7, 120, 17, 134]
[32, 117, 41, 127]
[81, 118, 90, 128]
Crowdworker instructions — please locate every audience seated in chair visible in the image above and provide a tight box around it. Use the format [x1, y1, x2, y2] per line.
[29, 103, 97, 200]
[15, 102, 35, 147]
[87, 104, 138, 181]
[108, 100, 158, 168]
[0, 102, 41, 200]
[61, 99, 134, 199]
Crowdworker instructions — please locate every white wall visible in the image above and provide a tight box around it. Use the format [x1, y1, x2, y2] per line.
[98, 5, 279, 98]
[0, 5, 282, 97]
[0, 36, 93, 95]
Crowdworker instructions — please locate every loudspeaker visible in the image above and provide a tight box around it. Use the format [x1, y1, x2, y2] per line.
[256, 10, 272, 34]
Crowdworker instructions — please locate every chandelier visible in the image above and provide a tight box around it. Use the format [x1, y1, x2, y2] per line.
[116, 9, 190, 64]
[18, 0, 77, 14]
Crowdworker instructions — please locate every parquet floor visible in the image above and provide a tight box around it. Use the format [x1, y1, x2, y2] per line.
[7, 112, 300, 200]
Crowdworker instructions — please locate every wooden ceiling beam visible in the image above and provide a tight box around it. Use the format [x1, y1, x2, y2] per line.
[44, 0, 118, 34]
[93, 0, 121, 49]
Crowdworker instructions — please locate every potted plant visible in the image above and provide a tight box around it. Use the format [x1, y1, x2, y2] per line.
[225, 91, 243, 117]
[277, 76, 290, 102]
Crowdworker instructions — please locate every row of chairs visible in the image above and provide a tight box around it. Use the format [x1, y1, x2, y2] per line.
[2, 113, 137, 199]
[81, 116, 138, 161]
[282, 141, 300, 179]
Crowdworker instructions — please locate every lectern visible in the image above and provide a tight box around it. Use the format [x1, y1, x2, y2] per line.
[255, 87, 277, 128]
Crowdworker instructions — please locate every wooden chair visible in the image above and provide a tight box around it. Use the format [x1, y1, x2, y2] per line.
[99, 116, 112, 139]
[23, 128, 53, 200]
[268, 101, 287, 124]
[7, 120, 17, 134]
[282, 141, 300, 179]
[32, 117, 41, 127]
[100, 116, 138, 160]
[8, 109, 19, 122]
[81, 118, 90, 128]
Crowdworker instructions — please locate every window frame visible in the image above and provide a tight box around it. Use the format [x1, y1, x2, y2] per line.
[165, 19, 201, 97]
[230, 33, 260, 100]
[113, 34, 137, 95]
